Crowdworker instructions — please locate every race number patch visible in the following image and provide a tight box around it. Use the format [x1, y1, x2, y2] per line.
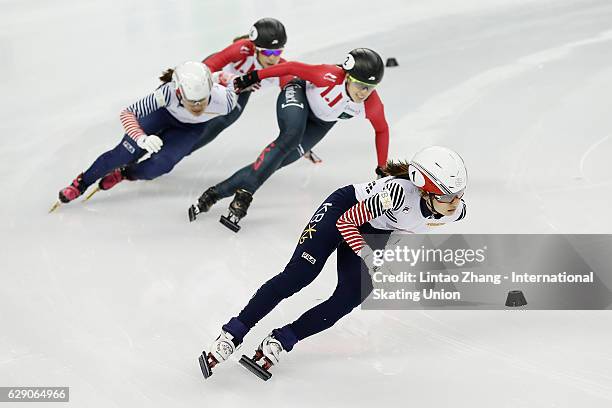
[379, 190, 393, 210]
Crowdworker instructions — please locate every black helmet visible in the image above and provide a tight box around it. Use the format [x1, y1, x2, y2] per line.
[249, 18, 287, 49]
[342, 48, 384, 85]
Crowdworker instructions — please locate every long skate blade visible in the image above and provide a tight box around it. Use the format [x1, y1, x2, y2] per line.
[219, 215, 241, 232]
[239, 355, 272, 381]
[48, 201, 61, 213]
[198, 351, 213, 379]
[82, 186, 100, 202]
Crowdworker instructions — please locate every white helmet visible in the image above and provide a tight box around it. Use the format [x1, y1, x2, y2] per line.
[172, 61, 213, 102]
[408, 146, 467, 196]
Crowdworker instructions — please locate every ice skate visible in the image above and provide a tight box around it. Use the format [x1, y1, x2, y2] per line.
[99, 168, 127, 191]
[239, 332, 284, 381]
[198, 330, 240, 379]
[83, 168, 127, 201]
[188, 187, 220, 222]
[219, 189, 253, 232]
[51, 173, 87, 212]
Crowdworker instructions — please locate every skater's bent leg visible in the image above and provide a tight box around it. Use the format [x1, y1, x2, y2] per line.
[222, 186, 358, 343]
[278, 119, 335, 169]
[127, 127, 201, 180]
[213, 163, 258, 198]
[213, 82, 309, 196]
[282, 242, 372, 350]
[222, 254, 325, 342]
[82, 136, 144, 186]
[81, 109, 178, 186]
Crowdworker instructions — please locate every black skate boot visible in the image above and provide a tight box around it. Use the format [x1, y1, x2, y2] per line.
[188, 187, 220, 222]
[219, 189, 253, 232]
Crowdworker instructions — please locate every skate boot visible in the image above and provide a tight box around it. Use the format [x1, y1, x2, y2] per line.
[188, 187, 220, 222]
[50, 173, 88, 213]
[239, 332, 285, 381]
[58, 173, 87, 203]
[82, 168, 128, 201]
[219, 189, 253, 232]
[198, 330, 241, 379]
[99, 167, 128, 191]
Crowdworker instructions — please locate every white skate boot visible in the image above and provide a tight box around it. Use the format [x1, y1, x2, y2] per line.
[198, 330, 240, 379]
[239, 332, 285, 381]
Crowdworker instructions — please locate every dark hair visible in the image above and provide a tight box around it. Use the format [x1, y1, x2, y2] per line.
[233, 34, 250, 43]
[382, 160, 410, 179]
[159, 68, 174, 83]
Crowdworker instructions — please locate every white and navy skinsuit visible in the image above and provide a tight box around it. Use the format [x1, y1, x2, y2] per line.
[80, 80, 236, 188]
[220, 176, 466, 351]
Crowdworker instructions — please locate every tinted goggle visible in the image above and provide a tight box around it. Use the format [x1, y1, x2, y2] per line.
[257, 48, 283, 57]
[347, 75, 377, 92]
[432, 190, 464, 203]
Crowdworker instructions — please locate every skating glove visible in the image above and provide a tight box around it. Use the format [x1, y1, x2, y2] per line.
[304, 150, 323, 164]
[212, 71, 237, 88]
[137, 134, 163, 154]
[359, 245, 381, 274]
[375, 166, 386, 179]
[233, 71, 260, 93]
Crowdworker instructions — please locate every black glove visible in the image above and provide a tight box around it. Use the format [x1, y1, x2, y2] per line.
[233, 71, 260, 93]
[375, 166, 386, 179]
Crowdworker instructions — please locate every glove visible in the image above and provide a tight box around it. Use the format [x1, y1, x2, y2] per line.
[375, 166, 386, 179]
[359, 245, 380, 274]
[233, 71, 260, 93]
[243, 82, 261, 92]
[137, 134, 163, 154]
[303, 150, 323, 164]
[212, 71, 237, 87]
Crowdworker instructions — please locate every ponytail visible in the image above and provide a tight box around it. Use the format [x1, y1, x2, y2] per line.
[382, 160, 411, 179]
[159, 68, 174, 84]
[232, 34, 250, 43]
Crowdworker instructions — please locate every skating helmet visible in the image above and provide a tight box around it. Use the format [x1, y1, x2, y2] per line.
[342, 48, 384, 85]
[249, 18, 287, 49]
[172, 61, 213, 102]
[408, 146, 467, 198]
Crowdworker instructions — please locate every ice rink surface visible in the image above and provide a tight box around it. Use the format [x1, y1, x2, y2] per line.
[1, 0, 612, 406]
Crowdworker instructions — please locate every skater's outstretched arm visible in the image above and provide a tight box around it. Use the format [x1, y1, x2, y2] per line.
[364, 91, 390, 169]
[235, 62, 344, 91]
[257, 61, 343, 87]
[203, 39, 255, 73]
[119, 83, 172, 142]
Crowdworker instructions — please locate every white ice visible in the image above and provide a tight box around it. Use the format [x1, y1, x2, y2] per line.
[1, 0, 612, 407]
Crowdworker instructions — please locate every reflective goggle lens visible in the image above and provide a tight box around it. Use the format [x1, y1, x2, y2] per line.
[347, 75, 377, 91]
[432, 190, 464, 203]
[258, 48, 283, 57]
